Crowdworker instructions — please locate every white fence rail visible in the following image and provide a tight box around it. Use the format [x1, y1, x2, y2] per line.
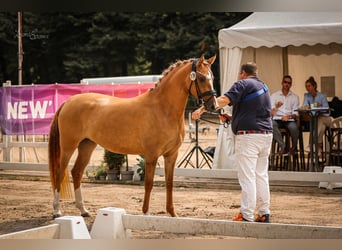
[90, 207, 342, 239]
[1, 162, 342, 185]
[2, 208, 341, 239]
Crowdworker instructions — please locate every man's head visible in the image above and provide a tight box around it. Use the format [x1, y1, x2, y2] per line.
[239, 62, 257, 79]
[281, 75, 293, 91]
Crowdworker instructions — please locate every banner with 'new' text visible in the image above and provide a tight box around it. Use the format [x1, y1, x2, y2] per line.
[0, 83, 154, 135]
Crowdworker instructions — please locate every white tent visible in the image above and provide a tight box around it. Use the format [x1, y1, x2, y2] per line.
[213, 12, 342, 169]
[218, 12, 342, 98]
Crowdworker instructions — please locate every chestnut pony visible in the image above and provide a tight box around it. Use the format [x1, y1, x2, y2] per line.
[49, 54, 218, 218]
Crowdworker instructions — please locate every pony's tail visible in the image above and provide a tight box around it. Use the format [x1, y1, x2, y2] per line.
[48, 104, 73, 200]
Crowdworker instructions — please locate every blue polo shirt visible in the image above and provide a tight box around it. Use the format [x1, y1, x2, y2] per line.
[224, 77, 272, 135]
[302, 92, 330, 117]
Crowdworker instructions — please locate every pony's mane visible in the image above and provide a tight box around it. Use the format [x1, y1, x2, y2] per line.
[152, 58, 195, 89]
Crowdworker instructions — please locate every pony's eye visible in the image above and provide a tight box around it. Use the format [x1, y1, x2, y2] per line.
[199, 77, 206, 83]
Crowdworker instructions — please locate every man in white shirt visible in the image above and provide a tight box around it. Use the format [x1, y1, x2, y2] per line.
[270, 75, 300, 156]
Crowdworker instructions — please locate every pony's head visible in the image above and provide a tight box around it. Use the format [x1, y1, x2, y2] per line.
[189, 54, 218, 112]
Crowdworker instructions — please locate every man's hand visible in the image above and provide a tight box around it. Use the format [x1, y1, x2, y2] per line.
[191, 106, 205, 120]
[275, 101, 283, 109]
[219, 113, 231, 123]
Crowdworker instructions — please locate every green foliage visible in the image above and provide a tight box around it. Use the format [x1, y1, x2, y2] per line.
[104, 149, 127, 170]
[136, 155, 145, 176]
[0, 12, 251, 91]
[94, 163, 107, 178]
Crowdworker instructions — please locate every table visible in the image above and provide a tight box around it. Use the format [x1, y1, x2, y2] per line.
[297, 107, 330, 171]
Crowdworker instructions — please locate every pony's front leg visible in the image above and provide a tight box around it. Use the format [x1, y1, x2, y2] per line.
[72, 139, 96, 217]
[142, 159, 158, 215]
[75, 187, 90, 217]
[164, 154, 178, 217]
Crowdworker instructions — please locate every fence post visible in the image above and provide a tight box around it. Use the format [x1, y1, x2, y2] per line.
[90, 207, 131, 239]
[55, 216, 91, 239]
[3, 135, 12, 162]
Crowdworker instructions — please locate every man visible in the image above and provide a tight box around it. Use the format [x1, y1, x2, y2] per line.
[192, 62, 272, 223]
[270, 75, 300, 156]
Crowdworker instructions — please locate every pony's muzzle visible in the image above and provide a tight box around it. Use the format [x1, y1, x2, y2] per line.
[204, 96, 219, 112]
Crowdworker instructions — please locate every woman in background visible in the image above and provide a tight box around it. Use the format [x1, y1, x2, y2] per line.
[302, 76, 332, 154]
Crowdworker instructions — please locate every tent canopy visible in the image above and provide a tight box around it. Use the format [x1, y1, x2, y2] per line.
[219, 12, 342, 49]
[213, 12, 342, 169]
[218, 12, 342, 96]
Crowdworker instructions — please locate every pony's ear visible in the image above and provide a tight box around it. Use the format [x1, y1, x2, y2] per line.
[198, 54, 205, 65]
[206, 54, 216, 65]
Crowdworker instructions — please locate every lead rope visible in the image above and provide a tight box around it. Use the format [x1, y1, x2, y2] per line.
[190, 108, 230, 127]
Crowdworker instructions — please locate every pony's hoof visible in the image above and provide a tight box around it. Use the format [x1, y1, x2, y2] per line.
[81, 212, 91, 217]
[168, 211, 177, 217]
[53, 214, 61, 219]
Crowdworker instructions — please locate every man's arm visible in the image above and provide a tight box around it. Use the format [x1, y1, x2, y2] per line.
[191, 95, 230, 120]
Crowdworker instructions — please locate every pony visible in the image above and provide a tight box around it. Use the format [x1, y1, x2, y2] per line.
[49, 54, 218, 218]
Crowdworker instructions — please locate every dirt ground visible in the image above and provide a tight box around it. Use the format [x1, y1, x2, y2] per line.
[1, 119, 342, 239]
[0, 171, 342, 239]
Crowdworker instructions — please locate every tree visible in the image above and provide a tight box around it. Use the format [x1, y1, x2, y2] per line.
[0, 12, 18, 83]
[0, 12, 251, 87]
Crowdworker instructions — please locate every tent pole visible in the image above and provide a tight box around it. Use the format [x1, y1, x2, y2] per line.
[282, 47, 289, 75]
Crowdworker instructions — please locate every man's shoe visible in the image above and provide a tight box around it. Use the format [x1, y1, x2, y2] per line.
[232, 212, 249, 222]
[255, 214, 270, 223]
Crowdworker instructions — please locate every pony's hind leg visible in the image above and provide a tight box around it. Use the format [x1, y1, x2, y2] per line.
[53, 149, 75, 218]
[72, 139, 97, 217]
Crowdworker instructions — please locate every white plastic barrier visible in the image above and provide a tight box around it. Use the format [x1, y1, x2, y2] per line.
[3, 209, 342, 239]
[319, 166, 342, 189]
[90, 207, 342, 239]
[55, 216, 91, 239]
[0, 216, 90, 239]
[90, 207, 131, 239]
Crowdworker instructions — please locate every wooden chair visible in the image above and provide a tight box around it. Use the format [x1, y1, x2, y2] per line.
[304, 117, 332, 171]
[269, 118, 304, 171]
[269, 128, 290, 171]
[327, 116, 342, 166]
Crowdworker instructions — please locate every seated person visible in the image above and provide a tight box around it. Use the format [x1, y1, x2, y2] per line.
[270, 75, 300, 156]
[302, 76, 333, 154]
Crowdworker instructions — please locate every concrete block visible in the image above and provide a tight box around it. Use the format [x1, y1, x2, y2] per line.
[90, 207, 131, 239]
[55, 216, 91, 239]
[319, 166, 342, 189]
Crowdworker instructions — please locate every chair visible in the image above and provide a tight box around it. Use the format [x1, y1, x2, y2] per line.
[327, 116, 342, 166]
[269, 119, 304, 171]
[269, 127, 290, 171]
[302, 118, 331, 170]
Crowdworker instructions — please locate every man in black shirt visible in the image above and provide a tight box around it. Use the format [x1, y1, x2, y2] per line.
[192, 62, 272, 223]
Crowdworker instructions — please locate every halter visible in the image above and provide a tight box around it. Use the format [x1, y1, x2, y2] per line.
[189, 59, 217, 108]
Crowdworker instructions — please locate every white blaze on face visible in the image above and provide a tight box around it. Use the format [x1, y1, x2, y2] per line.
[197, 69, 214, 87]
[208, 70, 214, 88]
[203, 69, 219, 110]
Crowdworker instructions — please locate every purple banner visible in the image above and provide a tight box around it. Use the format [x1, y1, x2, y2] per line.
[0, 83, 154, 135]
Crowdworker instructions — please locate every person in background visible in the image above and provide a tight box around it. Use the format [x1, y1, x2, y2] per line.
[302, 76, 333, 154]
[192, 62, 272, 223]
[270, 75, 300, 156]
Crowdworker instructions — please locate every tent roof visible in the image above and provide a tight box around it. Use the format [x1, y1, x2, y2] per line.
[219, 12, 342, 49]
